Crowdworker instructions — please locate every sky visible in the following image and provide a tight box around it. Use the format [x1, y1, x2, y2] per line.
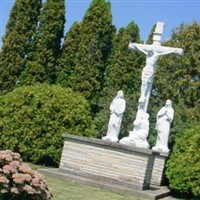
[0, 0, 200, 48]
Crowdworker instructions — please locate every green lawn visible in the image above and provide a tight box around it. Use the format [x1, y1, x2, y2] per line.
[44, 175, 148, 200]
[28, 163, 147, 200]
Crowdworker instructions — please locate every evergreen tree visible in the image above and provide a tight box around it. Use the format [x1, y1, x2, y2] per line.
[64, 0, 115, 112]
[146, 24, 156, 44]
[0, 0, 42, 93]
[57, 22, 81, 88]
[20, 0, 65, 85]
[94, 21, 144, 138]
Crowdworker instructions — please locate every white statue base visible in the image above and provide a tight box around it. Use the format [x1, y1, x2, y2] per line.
[120, 133, 149, 149]
[152, 146, 169, 153]
[102, 135, 119, 143]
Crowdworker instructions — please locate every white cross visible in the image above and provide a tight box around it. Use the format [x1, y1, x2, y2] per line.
[129, 22, 183, 113]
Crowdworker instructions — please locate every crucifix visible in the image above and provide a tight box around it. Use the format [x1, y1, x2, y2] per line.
[120, 22, 183, 148]
[129, 22, 183, 113]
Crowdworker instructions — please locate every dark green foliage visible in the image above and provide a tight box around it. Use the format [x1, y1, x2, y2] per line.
[0, 0, 42, 93]
[0, 84, 97, 165]
[94, 22, 144, 138]
[188, 99, 200, 126]
[19, 0, 65, 85]
[173, 22, 200, 108]
[57, 22, 81, 88]
[60, 0, 115, 110]
[161, 21, 200, 109]
[166, 125, 200, 197]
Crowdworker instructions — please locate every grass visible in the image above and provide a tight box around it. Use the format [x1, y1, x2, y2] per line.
[28, 163, 148, 200]
[44, 175, 148, 200]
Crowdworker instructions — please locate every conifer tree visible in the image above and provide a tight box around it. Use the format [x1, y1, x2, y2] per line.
[64, 0, 115, 112]
[20, 0, 65, 85]
[57, 22, 81, 88]
[0, 0, 42, 93]
[94, 22, 144, 138]
[146, 24, 156, 44]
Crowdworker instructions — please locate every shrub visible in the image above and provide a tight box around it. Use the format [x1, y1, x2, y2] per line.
[0, 150, 52, 200]
[166, 125, 200, 197]
[0, 84, 97, 165]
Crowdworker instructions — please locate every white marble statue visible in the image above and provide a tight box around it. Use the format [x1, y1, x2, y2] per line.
[129, 22, 183, 113]
[133, 46, 182, 106]
[120, 112, 150, 148]
[102, 90, 126, 142]
[152, 100, 174, 152]
[119, 22, 183, 149]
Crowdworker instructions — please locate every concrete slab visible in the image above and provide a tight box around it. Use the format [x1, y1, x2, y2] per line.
[39, 168, 171, 200]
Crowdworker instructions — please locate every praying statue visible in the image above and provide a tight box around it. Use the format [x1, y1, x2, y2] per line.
[152, 100, 174, 153]
[102, 90, 126, 143]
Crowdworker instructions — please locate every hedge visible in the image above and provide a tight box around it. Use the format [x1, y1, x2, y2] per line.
[0, 84, 97, 165]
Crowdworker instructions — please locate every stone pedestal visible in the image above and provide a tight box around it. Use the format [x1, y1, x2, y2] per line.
[60, 134, 156, 190]
[151, 152, 169, 186]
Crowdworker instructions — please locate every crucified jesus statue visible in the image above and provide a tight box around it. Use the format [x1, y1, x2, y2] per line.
[129, 22, 183, 113]
[119, 22, 183, 148]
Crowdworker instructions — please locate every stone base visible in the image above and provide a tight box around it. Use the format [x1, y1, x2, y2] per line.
[150, 151, 169, 186]
[60, 134, 156, 190]
[39, 168, 171, 200]
[54, 134, 170, 199]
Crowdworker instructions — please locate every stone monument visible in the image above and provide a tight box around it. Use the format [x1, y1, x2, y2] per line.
[40, 22, 184, 199]
[120, 22, 183, 148]
[102, 90, 126, 142]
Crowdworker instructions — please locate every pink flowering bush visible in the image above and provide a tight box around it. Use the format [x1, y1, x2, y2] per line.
[0, 150, 52, 200]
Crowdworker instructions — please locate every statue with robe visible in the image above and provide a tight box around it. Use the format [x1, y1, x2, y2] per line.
[102, 90, 126, 142]
[152, 100, 174, 152]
